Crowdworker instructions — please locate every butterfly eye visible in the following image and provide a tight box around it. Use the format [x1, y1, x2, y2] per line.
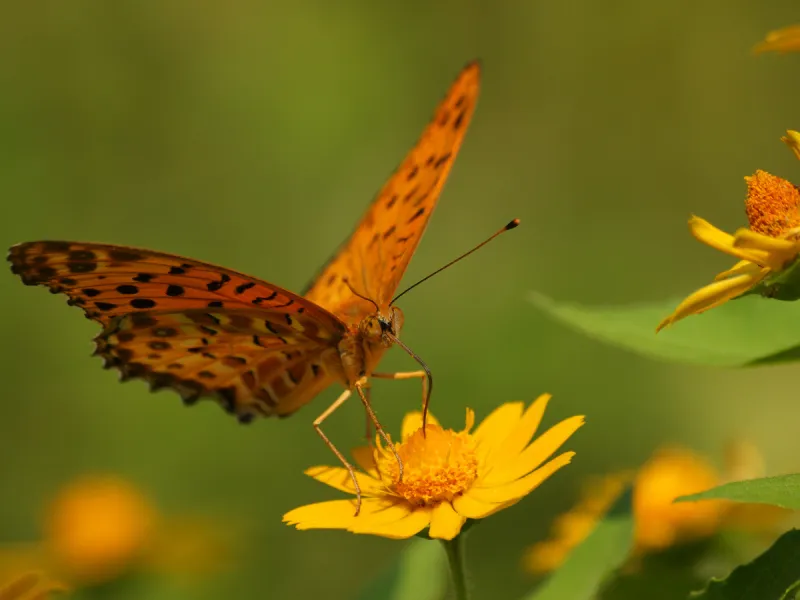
[378, 317, 391, 333]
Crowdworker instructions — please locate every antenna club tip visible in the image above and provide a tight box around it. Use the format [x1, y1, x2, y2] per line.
[506, 218, 521, 230]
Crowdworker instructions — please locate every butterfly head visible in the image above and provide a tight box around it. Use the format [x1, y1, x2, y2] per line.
[359, 306, 404, 348]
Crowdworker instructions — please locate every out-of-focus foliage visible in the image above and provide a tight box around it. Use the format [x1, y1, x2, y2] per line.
[3, 1, 800, 598]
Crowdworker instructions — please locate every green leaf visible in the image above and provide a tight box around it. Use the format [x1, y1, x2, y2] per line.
[690, 529, 800, 599]
[529, 291, 800, 367]
[745, 256, 800, 302]
[524, 487, 635, 600]
[678, 474, 800, 509]
[356, 538, 447, 600]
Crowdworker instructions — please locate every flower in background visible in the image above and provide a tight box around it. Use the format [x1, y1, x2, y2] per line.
[754, 25, 800, 54]
[0, 475, 237, 592]
[284, 395, 584, 540]
[657, 134, 800, 331]
[45, 476, 157, 585]
[0, 572, 67, 600]
[523, 442, 790, 574]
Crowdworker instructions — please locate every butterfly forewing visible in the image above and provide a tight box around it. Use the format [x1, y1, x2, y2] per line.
[9, 241, 344, 331]
[303, 61, 481, 320]
[8, 241, 347, 420]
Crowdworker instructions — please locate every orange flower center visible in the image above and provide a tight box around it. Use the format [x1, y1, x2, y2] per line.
[744, 170, 800, 237]
[377, 424, 478, 505]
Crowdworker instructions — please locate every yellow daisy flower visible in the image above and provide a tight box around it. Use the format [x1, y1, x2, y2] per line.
[0, 475, 235, 591]
[754, 25, 800, 54]
[657, 148, 800, 331]
[284, 395, 584, 541]
[45, 476, 158, 585]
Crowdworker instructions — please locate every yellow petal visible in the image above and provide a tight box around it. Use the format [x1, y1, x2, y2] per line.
[452, 492, 502, 519]
[754, 25, 800, 54]
[304, 466, 385, 496]
[733, 229, 798, 270]
[473, 402, 524, 459]
[469, 452, 575, 504]
[714, 260, 763, 281]
[283, 499, 362, 529]
[689, 217, 772, 265]
[656, 271, 766, 332]
[453, 493, 521, 520]
[348, 500, 418, 528]
[351, 446, 379, 477]
[463, 407, 475, 433]
[284, 496, 401, 529]
[481, 416, 585, 485]
[401, 411, 441, 440]
[783, 130, 800, 160]
[488, 394, 551, 465]
[348, 507, 432, 539]
[428, 502, 467, 540]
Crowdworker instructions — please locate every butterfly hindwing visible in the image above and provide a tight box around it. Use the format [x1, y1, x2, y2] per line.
[304, 62, 481, 321]
[8, 241, 349, 420]
[97, 310, 339, 421]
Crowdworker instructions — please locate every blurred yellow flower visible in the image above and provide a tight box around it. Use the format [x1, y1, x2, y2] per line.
[657, 157, 800, 331]
[45, 476, 157, 585]
[754, 25, 800, 54]
[0, 573, 67, 600]
[0, 474, 236, 591]
[523, 443, 789, 574]
[284, 395, 584, 540]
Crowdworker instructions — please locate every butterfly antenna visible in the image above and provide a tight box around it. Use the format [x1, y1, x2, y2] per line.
[343, 278, 380, 311]
[390, 218, 520, 305]
[385, 332, 433, 435]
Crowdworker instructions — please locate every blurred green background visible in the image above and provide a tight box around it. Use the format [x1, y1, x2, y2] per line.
[2, 1, 800, 598]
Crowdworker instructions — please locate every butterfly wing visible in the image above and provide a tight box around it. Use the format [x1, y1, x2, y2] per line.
[8, 241, 348, 421]
[97, 310, 340, 421]
[303, 61, 481, 321]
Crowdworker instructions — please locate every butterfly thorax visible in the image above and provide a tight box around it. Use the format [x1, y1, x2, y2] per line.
[337, 306, 404, 387]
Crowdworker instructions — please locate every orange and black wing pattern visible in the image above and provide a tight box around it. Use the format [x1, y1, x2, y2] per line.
[304, 61, 481, 323]
[8, 241, 347, 421]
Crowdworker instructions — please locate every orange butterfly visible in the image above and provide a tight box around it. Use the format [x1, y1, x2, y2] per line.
[8, 62, 481, 513]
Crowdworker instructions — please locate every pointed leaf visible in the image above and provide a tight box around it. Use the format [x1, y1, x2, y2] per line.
[690, 529, 800, 599]
[525, 487, 634, 600]
[529, 291, 800, 367]
[678, 474, 800, 509]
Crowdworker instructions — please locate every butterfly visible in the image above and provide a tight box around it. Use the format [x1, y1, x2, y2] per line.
[8, 61, 481, 513]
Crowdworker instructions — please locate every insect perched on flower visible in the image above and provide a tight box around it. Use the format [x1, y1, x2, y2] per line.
[7, 62, 517, 514]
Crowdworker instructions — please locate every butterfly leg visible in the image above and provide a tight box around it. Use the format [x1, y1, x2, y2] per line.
[354, 380, 404, 482]
[372, 370, 430, 433]
[313, 388, 364, 516]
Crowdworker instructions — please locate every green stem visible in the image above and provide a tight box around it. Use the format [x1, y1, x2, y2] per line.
[442, 535, 469, 600]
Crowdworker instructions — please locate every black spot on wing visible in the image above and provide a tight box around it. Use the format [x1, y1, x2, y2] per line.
[407, 207, 425, 224]
[131, 298, 156, 309]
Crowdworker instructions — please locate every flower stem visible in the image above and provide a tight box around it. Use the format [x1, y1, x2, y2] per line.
[442, 536, 469, 600]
